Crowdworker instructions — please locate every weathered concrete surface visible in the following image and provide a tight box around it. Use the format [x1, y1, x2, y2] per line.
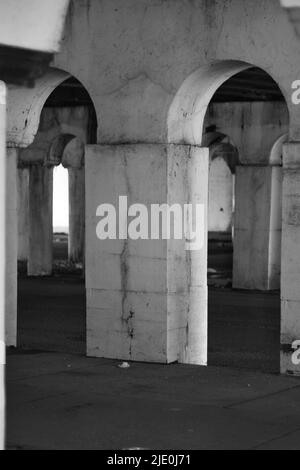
[28, 166, 53, 276]
[204, 102, 289, 165]
[18, 107, 90, 163]
[19, 107, 89, 273]
[54, 0, 298, 141]
[0, 1, 69, 53]
[7, 70, 70, 148]
[208, 157, 233, 233]
[280, 0, 300, 37]
[5, 0, 300, 374]
[6, 350, 300, 450]
[85, 144, 208, 364]
[17, 168, 29, 262]
[68, 167, 85, 263]
[281, 143, 300, 375]
[5, 0, 299, 147]
[0, 84, 6, 452]
[63, 138, 85, 264]
[5, 148, 17, 347]
[233, 166, 282, 291]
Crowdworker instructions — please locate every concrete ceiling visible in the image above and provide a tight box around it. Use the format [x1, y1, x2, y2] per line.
[45, 67, 285, 108]
[212, 67, 285, 102]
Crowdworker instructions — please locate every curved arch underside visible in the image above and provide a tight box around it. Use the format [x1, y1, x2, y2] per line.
[167, 61, 289, 161]
[7, 68, 70, 148]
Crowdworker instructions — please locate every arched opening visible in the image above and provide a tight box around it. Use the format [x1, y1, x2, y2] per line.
[17, 72, 97, 354]
[168, 61, 289, 372]
[205, 135, 238, 286]
[50, 134, 85, 270]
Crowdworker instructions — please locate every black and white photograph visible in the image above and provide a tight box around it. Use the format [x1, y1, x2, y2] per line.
[1, 0, 300, 454]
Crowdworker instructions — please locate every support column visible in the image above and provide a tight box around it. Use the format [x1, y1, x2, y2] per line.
[68, 167, 85, 263]
[17, 167, 29, 262]
[5, 148, 18, 347]
[233, 165, 282, 290]
[28, 164, 53, 276]
[208, 157, 234, 234]
[0, 82, 6, 451]
[281, 143, 300, 375]
[85, 144, 208, 364]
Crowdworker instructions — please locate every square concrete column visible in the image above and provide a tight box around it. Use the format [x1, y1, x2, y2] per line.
[68, 167, 85, 263]
[233, 165, 282, 291]
[85, 144, 209, 364]
[17, 167, 29, 262]
[281, 143, 300, 375]
[6, 148, 18, 347]
[0, 84, 6, 450]
[28, 165, 53, 276]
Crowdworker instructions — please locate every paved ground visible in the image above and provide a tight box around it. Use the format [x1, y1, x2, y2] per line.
[8, 240, 288, 449]
[17, 275, 86, 355]
[6, 350, 300, 450]
[17, 275, 280, 373]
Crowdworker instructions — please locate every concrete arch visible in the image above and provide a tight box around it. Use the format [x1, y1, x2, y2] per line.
[7, 68, 70, 148]
[7, 67, 97, 148]
[61, 137, 85, 169]
[19, 106, 91, 167]
[167, 61, 252, 145]
[167, 61, 290, 159]
[162, 60, 290, 365]
[48, 133, 85, 169]
[49, 134, 76, 166]
[202, 131, 227, 148]
[210, 143, 239, 174]
[270, 133, 288, 166]
[203, 131, 239, 174]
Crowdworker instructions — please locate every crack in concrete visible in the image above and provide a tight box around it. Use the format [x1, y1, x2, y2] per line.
[224, 382, 300, 410]
[120, 152, 135, 358]
[250, 425, 300, 450]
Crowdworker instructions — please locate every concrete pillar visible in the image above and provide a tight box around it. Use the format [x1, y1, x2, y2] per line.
[208, 157, 233, 234]
[17, 167, 29, 262]
[281, 143, 300, 375]
[0, 83, 6, 451]
[233, 165, 282, 291]
[68, 167, 85, 263]
[85, 144, 208, 365]
[5, 148, 18, 347]
[28, 165, 53, 276]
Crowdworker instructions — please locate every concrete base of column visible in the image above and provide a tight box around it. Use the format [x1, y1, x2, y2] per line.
[28, 165, 53, 276]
